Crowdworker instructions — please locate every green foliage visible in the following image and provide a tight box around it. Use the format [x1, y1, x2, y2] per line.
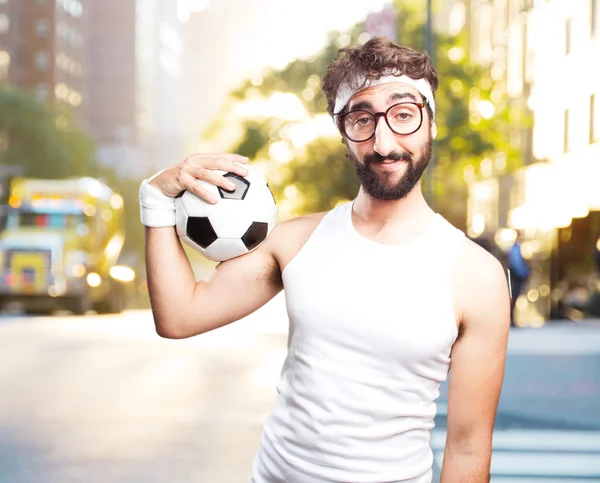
[269, 137, 359, 215]
[208, 4, 528, 225]
[0, 85, 96, 178]
[231, 120, 271, 159]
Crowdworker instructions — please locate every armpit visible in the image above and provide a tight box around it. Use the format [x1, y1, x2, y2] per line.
[263, 257, 283, 289]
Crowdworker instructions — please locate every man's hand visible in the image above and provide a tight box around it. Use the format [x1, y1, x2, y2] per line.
[148, 153, 250, 203]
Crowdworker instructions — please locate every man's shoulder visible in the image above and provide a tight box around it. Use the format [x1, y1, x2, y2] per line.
[453, 237, 508, 303]
[453, 236, 510, 328]
[264, 210, 331, 262]
[268, 210, 330, 246]
[456, 236, 506, 283]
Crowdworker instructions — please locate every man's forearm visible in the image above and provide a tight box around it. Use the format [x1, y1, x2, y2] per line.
[145, 226, 197, 337]
[440, 448, 491, 483]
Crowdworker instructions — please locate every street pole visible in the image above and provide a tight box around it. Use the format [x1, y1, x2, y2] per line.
[425, 0, 435, 210]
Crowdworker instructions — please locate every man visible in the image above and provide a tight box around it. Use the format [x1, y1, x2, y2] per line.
[140, 37, 510, 483]
[507, 232, 530, 326]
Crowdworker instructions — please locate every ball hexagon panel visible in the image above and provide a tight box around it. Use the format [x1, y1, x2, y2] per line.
[207, 200, 256, 239]
[204, 238, 249, 262]
[241, 178, 267, 204]
[178, 187, 219, 218]
[218, 173, 250, 200]
[175, 197, 188, 238]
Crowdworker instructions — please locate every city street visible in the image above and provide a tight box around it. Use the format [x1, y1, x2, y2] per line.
[1, 294, 599, 483]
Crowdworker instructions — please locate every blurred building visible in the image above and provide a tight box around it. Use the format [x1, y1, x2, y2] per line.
[136, 0, 185, 172]
[183, 0, 266, 150]
[466, 0, 600, 323]
[0, 0, 85, 120]
[183, 8, 228, 151]
[85, 0, 184, 178]
[84, 0, 136, 147]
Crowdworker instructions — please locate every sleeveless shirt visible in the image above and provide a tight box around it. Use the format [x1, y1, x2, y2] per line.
[252, 201, 465, 483]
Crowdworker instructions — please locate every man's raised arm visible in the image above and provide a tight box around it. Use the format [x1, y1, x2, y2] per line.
[141, 154, 282, 339]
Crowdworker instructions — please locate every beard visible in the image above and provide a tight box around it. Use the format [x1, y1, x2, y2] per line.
[347, 136, 432, 201]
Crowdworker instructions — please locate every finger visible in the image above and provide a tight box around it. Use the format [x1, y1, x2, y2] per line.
[192, 153, 249, 164]
[190, 166, 238, 192]
[182, 154, 250, 178]
[179, 171, 218, 204]
[209, 158, 250, 177]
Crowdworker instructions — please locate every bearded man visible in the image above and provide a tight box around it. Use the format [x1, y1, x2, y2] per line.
[140, 37, 510, 483]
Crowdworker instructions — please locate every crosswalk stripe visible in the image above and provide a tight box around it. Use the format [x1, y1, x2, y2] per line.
[431, 430, 600, 452]
[435, 402, 448, 417]
[431, 430, 600, 479]
[507, 330, 600, 355]
[489, 452, 600, 477]
[508, 344, 600, 355]
[433, 450, 600, 479]
[491, 479, 600, 483]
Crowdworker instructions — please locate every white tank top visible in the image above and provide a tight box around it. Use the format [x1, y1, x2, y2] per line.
[252, 201, 465, 483]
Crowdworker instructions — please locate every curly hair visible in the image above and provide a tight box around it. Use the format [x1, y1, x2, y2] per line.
[322, 37, 438, 117]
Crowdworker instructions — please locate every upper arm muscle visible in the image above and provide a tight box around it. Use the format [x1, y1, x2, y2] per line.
[177, 212, 326, 338]
[173, 227, 283, 338]
[446, 240, 511, 451]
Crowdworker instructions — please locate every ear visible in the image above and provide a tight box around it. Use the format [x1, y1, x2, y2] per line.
[431, 122, 438, 140]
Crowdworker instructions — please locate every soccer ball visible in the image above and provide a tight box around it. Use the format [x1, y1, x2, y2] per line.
[175, 164, 278, 262]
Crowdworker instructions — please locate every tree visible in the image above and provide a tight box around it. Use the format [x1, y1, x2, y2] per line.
[0, 85, 96, 179]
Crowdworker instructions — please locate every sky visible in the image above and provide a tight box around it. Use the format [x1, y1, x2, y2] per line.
[178, 0, 392, 70]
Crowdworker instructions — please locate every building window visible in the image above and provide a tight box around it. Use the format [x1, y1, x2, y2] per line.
[565, 18, 572, 55]
[592, 0, 598, 37]
[34, 50, 50, 71]
[564, 108, 570, 153]
[592, 94, 598, 143]
[0, 13, 9, 35]
[35, 18, 50, 38]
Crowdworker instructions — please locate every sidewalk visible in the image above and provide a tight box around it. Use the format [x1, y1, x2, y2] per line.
[508, 319, 600, 355]
[503, 320, 600, 430]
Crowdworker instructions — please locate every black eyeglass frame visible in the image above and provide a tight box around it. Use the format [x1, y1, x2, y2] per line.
[334, 100, 429, 143]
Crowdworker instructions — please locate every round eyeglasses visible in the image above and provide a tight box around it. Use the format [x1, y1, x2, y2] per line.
[335, 101, 428, 143]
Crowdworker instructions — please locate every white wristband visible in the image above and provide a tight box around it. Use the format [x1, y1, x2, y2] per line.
[139, 179, 176, 227]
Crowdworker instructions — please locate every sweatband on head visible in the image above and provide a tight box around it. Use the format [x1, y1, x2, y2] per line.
[334, 74, 435, 119]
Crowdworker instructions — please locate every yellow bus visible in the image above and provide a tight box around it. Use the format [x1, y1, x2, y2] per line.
[0, 177, 135, 315]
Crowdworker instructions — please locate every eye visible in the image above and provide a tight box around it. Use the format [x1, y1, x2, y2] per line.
[346, 112, 374, 131]
[355, 116, 374, 126]
[393, 110, 413, 121]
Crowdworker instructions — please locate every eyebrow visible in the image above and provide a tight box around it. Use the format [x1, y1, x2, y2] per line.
[348, 92, 420, 112]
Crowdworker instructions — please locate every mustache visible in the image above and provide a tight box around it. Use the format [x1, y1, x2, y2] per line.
[364, 151, 413, 165]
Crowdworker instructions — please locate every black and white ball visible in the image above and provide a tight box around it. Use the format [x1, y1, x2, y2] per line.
[175, 164, 278, 262]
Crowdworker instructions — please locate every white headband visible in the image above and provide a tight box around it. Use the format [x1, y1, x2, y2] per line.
[334, 74, 435, 119]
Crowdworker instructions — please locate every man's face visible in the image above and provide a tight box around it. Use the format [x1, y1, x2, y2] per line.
[343, 83, 435, 201]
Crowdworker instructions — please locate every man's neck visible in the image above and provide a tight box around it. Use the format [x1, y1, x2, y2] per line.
[353, 183, 434, 228]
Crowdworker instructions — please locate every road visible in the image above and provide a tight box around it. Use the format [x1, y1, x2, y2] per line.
[1, 294, 599, 483]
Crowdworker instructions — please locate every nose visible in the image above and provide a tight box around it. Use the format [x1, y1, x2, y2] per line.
[373, 116, 397, 157]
